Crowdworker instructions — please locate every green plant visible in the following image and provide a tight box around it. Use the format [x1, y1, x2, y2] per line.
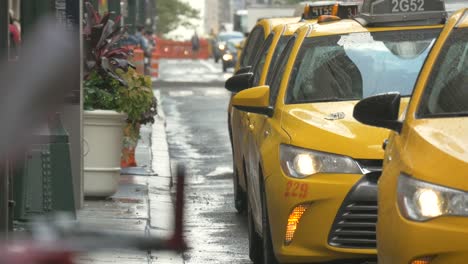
[84, 70, 121, 110]
[116, 68, 155, 125]
[83, 1, 157, 125]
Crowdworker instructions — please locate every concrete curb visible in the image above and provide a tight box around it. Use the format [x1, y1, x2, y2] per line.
[148, 89, 185, 264]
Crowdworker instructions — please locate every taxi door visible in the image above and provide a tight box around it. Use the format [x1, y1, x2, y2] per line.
[246, 35, 298, 229]
[231, 24, 268, 199]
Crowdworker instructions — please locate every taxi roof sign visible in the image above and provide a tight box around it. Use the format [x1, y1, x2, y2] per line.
[356, 0, 447, 26]
[303, 1, 360, 20]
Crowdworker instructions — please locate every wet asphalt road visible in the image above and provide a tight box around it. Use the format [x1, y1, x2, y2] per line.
[157, 60, 251, 264]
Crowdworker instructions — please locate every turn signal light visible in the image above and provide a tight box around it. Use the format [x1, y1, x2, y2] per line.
[411, 256, 433, 264]
[285, 204, 309, 245]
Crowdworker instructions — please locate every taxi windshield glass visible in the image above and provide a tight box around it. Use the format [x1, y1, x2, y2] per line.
[418, 28, 468, 118]
[286, 29, 441, 104]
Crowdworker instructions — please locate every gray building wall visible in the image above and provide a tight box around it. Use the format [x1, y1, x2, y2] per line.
[218, 0, 232, 25]
[204, 0, 219, 34]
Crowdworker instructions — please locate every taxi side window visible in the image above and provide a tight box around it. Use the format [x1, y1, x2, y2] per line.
[252, 34, 274, 87]
[266, 36, 292, 84]
[268, 37, 296, 108]
[240, 26, 265, 68]
[419, 28, 468, 117]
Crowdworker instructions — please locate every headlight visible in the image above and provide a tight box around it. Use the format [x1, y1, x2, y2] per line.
[279, 144, 362, 179]
[398, 174, 468, 221]
[218, 44, 226, 50]
[222, 54, 233, 61]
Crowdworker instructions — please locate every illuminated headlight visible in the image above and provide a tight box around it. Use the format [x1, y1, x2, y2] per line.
[222, 54, 233, 61]
[218, 43, 226, 50]
[398, 174, 468, 221]
[279, 144, 362, 179]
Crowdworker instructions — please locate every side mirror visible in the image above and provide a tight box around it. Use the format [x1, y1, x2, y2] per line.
[353, 93, 403, 133]
[225, 72, 253, 93]
[235, 66, 252, 75]
[232, 85, 273, 117]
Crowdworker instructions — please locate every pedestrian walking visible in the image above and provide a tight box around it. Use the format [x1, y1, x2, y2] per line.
[191, 31, 200, 59]
[135, 25, 152, 74]
[135, 25, 149, 51]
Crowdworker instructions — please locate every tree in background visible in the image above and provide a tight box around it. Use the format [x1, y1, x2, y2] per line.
[155, 0, 200, 36]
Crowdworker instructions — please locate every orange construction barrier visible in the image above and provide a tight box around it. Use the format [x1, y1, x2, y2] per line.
[121, 123, 140, 168]
[153, 37, 210, 60]
[132, 48, 145, 75]
[150, 52, 160, 79]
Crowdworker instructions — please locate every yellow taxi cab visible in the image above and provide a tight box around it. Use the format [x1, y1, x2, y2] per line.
[231, 0, 444, 262]
[227, 20, 312, 262]
[234, 38, 246, 72]
[228, 15, 300, 214]
[228, 1, 358, 217]
[228, 3, 341, 214]
[354, 6, 468, 264]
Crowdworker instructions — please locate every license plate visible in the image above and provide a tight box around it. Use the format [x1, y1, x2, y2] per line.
[391, 0, 426, 12]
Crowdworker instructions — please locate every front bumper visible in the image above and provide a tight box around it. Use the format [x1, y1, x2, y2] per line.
[378, 200, 468, 264]
[265, 170, 379, 263]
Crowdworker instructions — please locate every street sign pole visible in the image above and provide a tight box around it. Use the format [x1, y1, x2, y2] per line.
[0, 0, 9, 235]
[0, 0, 8, 60]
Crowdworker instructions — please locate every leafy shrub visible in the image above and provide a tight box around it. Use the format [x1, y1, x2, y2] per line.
[83, 1, 157, 125]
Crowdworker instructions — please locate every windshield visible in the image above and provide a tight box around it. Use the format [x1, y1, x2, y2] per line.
[227, 39, 242, 51]
[218, 32, 244, 42]
[286, 29, 441, 104]
[418, 28, 468, 118]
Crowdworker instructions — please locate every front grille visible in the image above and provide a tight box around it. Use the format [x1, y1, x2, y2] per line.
[328, 172, 380, 249]
[329, 201, 377, 248]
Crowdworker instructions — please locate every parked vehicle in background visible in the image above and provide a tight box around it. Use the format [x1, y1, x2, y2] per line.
[213, 31, 244, 63]
[227, 16, 301, 217]
[226, 20, 309, 263]
[222, 38, 243, 72]
[354, 7, 468, 264]
[231, 0, 444, 262]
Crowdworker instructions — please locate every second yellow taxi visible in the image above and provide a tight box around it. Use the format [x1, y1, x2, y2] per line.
[232, 0, 444, 262]
[354, 4, 468, 264]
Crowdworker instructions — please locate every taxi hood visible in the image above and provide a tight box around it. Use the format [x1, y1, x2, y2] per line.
[403, 118, 468, 189]
[281, 101, 392, 160]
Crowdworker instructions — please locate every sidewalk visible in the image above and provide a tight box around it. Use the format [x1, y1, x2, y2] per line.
[77, 90, 184, 264]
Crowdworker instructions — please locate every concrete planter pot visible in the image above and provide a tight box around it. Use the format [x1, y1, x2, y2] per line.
[84, 110, 127, 197]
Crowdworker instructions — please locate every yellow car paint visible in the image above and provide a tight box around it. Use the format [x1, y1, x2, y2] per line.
[232, 85, 270, 108]
[377, 9, 468, 264]
[233, 16, 443, 263]
[229, 18, 308, 215]
[234, 38, 246, 72]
